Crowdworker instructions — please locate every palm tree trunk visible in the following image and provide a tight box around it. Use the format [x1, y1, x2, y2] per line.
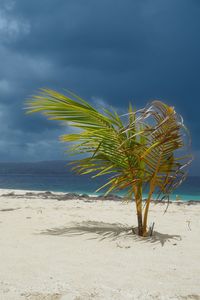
[143, 200, 150, 235]
[137, 209, 143, 236]
[143, 185, 154, 235]
[143, 152, 162, 235]
[134, 184, 143, 236]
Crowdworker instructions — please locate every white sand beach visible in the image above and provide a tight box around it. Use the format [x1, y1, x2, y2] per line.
[0, 189, 199, 300]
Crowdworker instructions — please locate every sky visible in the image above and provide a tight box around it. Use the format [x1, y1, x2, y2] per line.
[0, 0, 199, 174]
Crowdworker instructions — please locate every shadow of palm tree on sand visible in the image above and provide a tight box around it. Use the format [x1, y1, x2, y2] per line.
[40, 221, 181, 246]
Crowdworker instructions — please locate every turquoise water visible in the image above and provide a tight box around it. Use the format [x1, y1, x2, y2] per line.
[0, 161, 199, 201]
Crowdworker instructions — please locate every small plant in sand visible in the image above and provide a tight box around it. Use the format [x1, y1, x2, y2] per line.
[26, 90, 192, 236]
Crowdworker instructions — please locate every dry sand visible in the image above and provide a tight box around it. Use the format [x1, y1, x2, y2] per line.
[0, 189, 199, 300]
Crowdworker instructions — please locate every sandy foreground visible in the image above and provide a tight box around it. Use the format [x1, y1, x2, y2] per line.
[0, 189, 199, 300]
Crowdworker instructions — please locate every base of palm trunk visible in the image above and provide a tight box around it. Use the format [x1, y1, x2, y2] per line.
[131, 224, 154, 237]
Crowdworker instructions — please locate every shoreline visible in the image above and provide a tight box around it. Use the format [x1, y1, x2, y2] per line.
[0, 188, 199, 204]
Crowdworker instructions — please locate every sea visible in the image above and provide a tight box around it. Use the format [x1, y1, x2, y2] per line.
[0, 161, 199, 201]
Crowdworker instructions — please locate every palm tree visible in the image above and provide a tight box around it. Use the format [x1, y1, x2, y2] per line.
[26, 89, 192, 236]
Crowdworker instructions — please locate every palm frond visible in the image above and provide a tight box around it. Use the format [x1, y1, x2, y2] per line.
[125, 100, 192, 197]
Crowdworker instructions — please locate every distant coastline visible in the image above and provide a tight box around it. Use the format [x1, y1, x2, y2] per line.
[0, 189, 200, 204]
[0, 161, 199, 202]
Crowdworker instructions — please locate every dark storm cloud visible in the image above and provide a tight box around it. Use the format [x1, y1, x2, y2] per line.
[0, 0, 199, 172]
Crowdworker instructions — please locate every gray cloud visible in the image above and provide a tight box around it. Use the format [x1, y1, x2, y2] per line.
[0, 0, 199, 173]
